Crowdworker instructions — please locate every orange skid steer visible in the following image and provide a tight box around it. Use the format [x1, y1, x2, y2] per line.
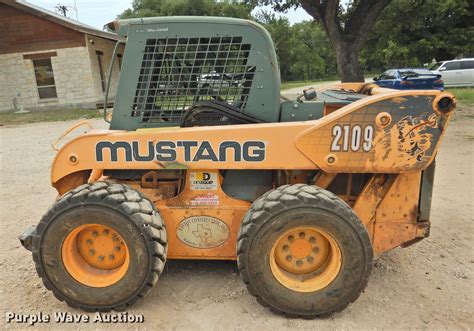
[19, 17, 456, 318]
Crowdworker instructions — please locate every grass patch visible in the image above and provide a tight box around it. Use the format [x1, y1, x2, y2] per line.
[446, 87, 474, 106]
[0, 109, 102, 126]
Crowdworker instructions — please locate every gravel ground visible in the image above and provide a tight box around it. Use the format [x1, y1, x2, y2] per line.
[0, 101, 472, 330]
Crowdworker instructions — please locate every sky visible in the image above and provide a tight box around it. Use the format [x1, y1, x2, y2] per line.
[26, 0, 313, 29]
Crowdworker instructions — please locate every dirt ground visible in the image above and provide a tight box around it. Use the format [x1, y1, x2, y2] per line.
[0, 102, 473, 330]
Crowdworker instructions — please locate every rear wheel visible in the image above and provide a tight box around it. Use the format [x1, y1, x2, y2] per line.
[237, 184, 372, 318]
[32, 182, 167, 311]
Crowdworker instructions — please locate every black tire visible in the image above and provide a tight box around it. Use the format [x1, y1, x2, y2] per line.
[32, 181, 167, 311]
[237, 184, 372, 318]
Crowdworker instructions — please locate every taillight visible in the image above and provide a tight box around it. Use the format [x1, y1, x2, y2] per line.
[400, 81, 413, 85]
[435, 79, 443, 84]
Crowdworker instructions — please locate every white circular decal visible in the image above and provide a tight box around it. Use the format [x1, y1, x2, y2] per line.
[177, 216, 230, 249]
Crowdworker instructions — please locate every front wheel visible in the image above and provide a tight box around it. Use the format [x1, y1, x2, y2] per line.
[237, 184, 373, 318]
[32, 182, 167, 311]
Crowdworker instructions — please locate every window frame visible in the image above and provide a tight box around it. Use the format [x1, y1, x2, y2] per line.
[96, 50, 106, 93]
[117, 54, 123, 70]
[443, 61, 461, 71]
[461, 60, 474, 70]
[31, 57, 58, 100]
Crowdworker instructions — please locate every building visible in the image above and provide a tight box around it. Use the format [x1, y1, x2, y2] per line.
[0, 0, 124, 112]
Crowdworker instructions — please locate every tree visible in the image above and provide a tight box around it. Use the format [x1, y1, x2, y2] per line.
[254, 12, 337, 81]
[119, 0, 254, 19]
[290, 21, 338, 80]
[254, 12, 296, 80]
[361, 0, 474, 72]
[263, 0, 392, 82]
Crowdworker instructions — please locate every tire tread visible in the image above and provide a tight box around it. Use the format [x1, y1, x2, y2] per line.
[32, 181, 167, 312]
[236, 184, 373, 318]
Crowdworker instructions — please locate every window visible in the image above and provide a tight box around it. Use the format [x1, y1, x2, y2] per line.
[443, 61, 461, 71]
[96, 50, 106, 92]
[430, 62, 443, 71]
[132, 36, 255, 124]
[388, 70, 398, 78]
[117, 54, 123, 69]
[32, 58, 57, 99]
[461, 60, 474, 69]
[379, 71, 395, 80]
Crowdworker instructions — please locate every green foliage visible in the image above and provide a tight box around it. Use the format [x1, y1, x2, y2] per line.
[117, 0, 474, 82]
[255, 12, 337, 81]
[119, 0, 254, 19]
[362, 0, 474, 72]
[119, 1, 337, 82]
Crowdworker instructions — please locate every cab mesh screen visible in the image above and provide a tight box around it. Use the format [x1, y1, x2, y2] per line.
[132, 37, 255, 123]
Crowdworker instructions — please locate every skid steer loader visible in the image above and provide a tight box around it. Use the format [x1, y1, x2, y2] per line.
[19, 17, 456, 318]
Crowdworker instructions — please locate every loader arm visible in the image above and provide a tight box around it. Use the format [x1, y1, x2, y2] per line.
[51, 88, 455, 188]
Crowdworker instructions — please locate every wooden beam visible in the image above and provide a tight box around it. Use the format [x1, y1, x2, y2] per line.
[23, 51, 57, 60]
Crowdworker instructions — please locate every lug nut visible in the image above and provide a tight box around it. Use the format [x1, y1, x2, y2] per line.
[282, 245, 289, 251]
[296, 260, 303, 266]
[309, 237, 316, 244]
[92, 231, 98, 237]
[299, 232, 305, 239]
[89, 249, 95, 256]
[86, 239, 92, 245]
[114, 246, 121, 252]
[98, 255, 104, 261]
[288, 235, 294, 242]
[286, 255, 292, 261]
[307, 256, 314, 263]
[313, 247, 320, 254]
[103, 229, 109, 235]
[109, 254, 115, 260]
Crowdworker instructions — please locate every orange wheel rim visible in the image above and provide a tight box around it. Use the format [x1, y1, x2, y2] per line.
[270, 226, 342, 292]
[61, 224, 130, 287]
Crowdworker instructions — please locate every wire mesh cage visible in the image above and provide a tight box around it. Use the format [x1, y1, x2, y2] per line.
[132, 36, 256, 124]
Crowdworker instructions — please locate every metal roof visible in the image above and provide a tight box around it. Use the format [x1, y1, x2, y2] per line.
[1, 0, 120, 41]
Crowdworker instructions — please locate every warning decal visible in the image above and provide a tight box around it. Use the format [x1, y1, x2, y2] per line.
[190, 193, 219, 206]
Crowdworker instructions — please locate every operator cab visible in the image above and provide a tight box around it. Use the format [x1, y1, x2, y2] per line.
[104, 16, 377, 130]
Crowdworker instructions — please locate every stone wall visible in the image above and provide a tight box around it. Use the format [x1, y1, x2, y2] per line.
[0, 35, 124, 112]
[85, 34, 124, 102]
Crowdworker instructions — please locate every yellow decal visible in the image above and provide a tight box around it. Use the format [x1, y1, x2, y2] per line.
[190, 171, 217, 190]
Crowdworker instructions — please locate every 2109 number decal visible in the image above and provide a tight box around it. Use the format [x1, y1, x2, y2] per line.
[331, 125, 374, 152]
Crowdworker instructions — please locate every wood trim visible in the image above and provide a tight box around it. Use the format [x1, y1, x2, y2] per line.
[0, 4, 86, 55]
[0, 0, 120, 42]
[23, 52, 57, 60]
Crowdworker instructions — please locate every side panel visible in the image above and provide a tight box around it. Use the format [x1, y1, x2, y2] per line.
[154, 170, 250, 259]
[51, 90, 453, 185]
[296, 94, 450, 173]
[372, 172, 422, 253]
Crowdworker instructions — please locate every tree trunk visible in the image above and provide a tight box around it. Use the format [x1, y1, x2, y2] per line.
[335, 42, 364, 82]
[298, 0, 392, 83]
